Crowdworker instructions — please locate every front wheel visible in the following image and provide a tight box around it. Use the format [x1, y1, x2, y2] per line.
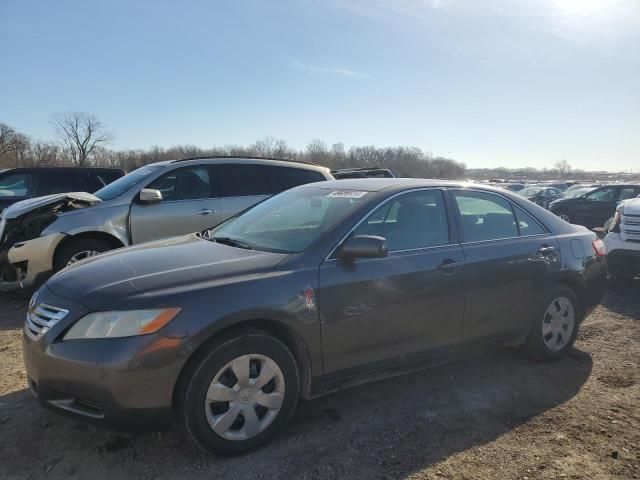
[557, 212, 572, 223]
[181, 331, 299, 456]
[53, 238, 112, 272]
[522, 285, 580, 362]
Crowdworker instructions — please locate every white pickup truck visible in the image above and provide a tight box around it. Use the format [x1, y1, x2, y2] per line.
[604, 197, 640, 280]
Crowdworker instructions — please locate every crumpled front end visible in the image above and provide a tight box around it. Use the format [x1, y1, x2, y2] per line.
[0, 193, 99, 290]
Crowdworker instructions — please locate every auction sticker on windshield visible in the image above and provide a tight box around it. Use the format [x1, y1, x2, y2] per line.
[326, 190, 368, 199]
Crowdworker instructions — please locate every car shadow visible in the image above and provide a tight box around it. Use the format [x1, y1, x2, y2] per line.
[0, 348, 593, 479]
[601, 277, 640, 320]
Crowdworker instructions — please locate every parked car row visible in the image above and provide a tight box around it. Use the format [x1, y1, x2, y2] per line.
[21, 177, 607, 455]
[0, 157, 335, 290]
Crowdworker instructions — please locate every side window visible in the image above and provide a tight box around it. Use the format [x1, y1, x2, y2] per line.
[351, 190, 449, 252]
[271, 167, 326, 193]
[0, 173, 35, 197]
[41, 171, 74, 195]
[514, 206, 547, 236]
[73, 172, 106, 193]
[147, 166, 211, 201]
[586, 187, 615, 201]
[618, 188, 637, 201]
[211, 164, 272, 197]
[453, 191, 518, 242]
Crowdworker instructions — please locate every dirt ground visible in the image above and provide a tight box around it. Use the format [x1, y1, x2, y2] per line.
[1, 281, 638, 480]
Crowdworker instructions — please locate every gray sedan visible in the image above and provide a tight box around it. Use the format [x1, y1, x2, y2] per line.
[23, 179, 606, 455]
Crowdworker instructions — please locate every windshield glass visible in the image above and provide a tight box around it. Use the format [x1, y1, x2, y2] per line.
[563, 187, 595, 199]
[210, 186, 369, 253]
[519, 187, 544, 196]
[94, 165, 163, 201]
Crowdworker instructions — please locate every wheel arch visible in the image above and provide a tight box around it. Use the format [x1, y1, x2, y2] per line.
[53, 231, 125, 264]
[557, 276, 587, 320]
[172, 318, 314, 414]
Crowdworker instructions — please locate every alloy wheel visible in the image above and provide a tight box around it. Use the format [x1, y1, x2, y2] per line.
[542, 296, 575, 351]
[66, 250, 101, 266]
[204, 354, 285, 441]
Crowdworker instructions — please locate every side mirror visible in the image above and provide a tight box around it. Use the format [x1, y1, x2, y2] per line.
[338, 235, 388, 260]
[138, 188, 163, 204]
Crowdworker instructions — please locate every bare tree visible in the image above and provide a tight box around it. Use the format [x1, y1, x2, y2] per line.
[553, 159, 571, 179]
[30, 142, 60, 166]
[51, 112, 113, 166]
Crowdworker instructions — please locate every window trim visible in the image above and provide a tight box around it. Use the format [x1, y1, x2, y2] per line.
[449, 188, 550, 245]
[325, 187, 454, 261]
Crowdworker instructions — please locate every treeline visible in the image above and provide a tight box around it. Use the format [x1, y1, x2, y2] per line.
[0, 119, 466, 179]
[2, 113, 628, 181]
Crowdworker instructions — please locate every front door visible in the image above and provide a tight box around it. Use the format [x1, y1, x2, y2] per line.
[130, 166, 221, 243]
[573, 186, 618, 228]
[319, 189, 466, 381]
[450, 189, 559, 343]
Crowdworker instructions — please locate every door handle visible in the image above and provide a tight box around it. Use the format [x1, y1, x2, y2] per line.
[437, 259, 464, 272]
[537, 245, 556, 255]
[194, 208, 214, 216]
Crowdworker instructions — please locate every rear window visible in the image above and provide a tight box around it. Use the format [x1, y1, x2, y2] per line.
[271, 166, 326, 193]
[211, 164, 272, 197]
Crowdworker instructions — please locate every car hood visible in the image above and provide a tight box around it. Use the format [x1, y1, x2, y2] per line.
[1, 192, 100, 219]
[46, 234, 286, 309]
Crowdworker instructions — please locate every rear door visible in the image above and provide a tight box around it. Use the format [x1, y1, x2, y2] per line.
[211, 164, 274, 222]
[451, 189, 559, 344]
[319, 189, 466, 380]
[129, 165, 220, 243]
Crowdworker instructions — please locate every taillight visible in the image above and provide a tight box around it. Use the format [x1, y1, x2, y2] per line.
[592, 238, 605, 257]
[610, 211, 622, 233]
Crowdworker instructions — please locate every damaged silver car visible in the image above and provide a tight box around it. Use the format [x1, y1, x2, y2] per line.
[0, 157, 332, 290]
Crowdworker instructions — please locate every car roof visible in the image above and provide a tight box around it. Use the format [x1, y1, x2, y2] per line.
[147, 156, 331, 173]
[298, 178, 477, 192]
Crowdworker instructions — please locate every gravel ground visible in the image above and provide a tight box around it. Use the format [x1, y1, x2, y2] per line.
[0, 280, 638, 480]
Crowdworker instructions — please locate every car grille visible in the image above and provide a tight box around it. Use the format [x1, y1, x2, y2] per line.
[621, 213, 640, 243]
[26, 303, 69, 340]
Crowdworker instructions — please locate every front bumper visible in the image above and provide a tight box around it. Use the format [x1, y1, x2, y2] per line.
[604, 233, 640, 277]
[22, 286, 191, 430]
[0, 233, 65, 291]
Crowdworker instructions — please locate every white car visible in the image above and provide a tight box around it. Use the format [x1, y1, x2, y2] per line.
[604, 197, 640, 280]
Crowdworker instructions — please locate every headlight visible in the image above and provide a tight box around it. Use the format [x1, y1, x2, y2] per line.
[63, 308, 181, 340]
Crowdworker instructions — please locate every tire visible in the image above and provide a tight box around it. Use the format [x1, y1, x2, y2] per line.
[53, 238, 112, 272]
[557, 212, 572, 223]
[522, 285, 580, 362]
[180, 331, 299, 456]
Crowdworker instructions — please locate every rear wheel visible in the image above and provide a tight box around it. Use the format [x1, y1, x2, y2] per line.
[522, 285, 579, 361]
[53, 238, 112, 272]
[181, 332, 299, 456]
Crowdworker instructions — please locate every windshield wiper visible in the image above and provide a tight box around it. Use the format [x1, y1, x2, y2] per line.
[213, 236, 254, 250]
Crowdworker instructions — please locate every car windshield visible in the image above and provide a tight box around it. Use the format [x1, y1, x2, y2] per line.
[94, 165, 163, 201]
[209, 186, 369, 253]
[563, 187, 595, 199]
[519, 187, 544, 196]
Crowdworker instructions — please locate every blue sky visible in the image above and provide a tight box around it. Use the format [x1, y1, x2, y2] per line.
[1, 0, 638, 170]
